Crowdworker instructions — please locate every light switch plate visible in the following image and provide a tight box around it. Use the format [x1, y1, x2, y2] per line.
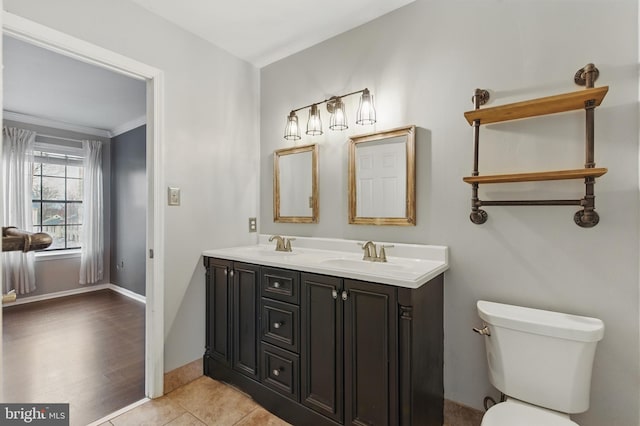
[168, 187, 180, 206]
[248, 217, 257, 232]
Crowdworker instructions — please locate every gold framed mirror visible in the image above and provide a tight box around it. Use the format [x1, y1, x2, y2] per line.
[348, 125, 416, 225]
[274, 144, 319, 223]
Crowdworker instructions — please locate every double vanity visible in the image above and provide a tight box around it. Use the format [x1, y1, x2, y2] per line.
[202, 235, 448, 426]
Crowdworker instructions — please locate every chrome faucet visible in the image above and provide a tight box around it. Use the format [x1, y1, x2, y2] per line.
[269, 235, 294, 252]
[359, 241, 394, 262]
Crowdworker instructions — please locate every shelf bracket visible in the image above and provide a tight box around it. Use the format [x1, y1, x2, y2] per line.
[469, 89, 490, 224]
[465, 64, 605, 228]
[574, 63, 599, 87]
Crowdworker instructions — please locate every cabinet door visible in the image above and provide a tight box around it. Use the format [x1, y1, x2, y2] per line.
[300, 273, 343, 423]
[344, 279, 398, 426]
[232, 262, 261, 379]
[206, 258, 233, 366]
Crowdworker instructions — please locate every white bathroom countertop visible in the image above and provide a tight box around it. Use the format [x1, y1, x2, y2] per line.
[202, 235, 449, 289]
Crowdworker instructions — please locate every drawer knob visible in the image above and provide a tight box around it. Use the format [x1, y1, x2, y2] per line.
[273, 281, 281, 288]
[273, 321, 283, 329]
[273, 368, 282, 376]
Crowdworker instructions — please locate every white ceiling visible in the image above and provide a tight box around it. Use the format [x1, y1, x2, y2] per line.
[2, 1, 414, 135]
[3, 35, 146, 137]
[129, 0, 416, 67]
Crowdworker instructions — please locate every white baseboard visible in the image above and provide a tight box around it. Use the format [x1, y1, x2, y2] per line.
[4, 283, 146, 306]
[108, 283, 146, 304]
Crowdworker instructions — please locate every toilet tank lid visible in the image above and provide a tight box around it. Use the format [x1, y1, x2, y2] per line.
[477, 301, 604, 342]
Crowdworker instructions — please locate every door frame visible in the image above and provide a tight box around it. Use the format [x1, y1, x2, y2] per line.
[1, 12, 166, 398]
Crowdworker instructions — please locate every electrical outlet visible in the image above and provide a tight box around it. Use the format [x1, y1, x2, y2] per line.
[248, 217, 257, 232]
[168, 187, 180, 206]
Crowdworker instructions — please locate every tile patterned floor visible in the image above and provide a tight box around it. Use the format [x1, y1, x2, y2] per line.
[98, 376, 291, 426]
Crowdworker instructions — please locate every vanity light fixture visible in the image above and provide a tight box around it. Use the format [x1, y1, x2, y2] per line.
[307, 104, 323, 136]
[328, 97, 348, 130]
[284, 111, 301, 140]
[356, 88, 376, 125]
[283, 88, 376, 140]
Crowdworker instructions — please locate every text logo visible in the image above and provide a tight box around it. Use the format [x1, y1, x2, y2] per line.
[0, 404, 69, 425]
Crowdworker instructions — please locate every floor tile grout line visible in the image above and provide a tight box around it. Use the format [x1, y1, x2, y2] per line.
[231, 406, 260, 426]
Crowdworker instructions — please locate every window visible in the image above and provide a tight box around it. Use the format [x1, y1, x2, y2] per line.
[32, 150, 84, 250]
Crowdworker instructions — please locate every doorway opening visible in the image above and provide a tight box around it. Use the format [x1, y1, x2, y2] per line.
[1, 10, 165, 418]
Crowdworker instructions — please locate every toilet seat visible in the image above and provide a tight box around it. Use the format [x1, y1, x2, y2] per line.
[481, 399, 579, 426]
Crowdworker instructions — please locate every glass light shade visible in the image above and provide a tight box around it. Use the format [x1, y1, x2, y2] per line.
[284, 111, 301, 140]
[356, 88, 376, 125]
[306, 104, 323, 136]
[329, 98, 348, 131]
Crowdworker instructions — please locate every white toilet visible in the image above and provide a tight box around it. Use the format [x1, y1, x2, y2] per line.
[475, 300, 604, 426]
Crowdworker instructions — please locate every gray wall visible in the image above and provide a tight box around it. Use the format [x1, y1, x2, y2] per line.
[3, 118, 111, 296]
[260, 1, 639, 426]
[110, 125, 146, 296]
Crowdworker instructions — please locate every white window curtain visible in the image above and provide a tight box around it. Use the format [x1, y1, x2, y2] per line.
[2, 126, 36, 294]
[79, 140, 103, 284]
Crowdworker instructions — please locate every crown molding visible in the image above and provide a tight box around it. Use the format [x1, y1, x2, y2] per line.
[110, 114, 146, 137]
[3, 110, 112, 138]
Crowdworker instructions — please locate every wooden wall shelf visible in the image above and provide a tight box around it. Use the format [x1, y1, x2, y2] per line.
[463, 63, 607, 228]
[463, 168, 608, 185]
[463, 86, 608, 125]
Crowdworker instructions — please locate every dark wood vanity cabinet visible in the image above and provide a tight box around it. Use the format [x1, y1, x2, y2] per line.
[301, 274, 399, 425]
[204, 258, 260, 380]
[204, 257, 444, 426]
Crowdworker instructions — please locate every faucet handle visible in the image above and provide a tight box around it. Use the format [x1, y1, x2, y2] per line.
[283, 237, 295, 252]
[377, 244, 394, 262]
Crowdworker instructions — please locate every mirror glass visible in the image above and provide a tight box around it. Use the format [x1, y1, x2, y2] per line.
[349, 125, 415, 225]
[274, 144, 319, 223]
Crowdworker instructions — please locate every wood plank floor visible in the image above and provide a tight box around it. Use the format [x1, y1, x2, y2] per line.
[2, 289, 145, 426]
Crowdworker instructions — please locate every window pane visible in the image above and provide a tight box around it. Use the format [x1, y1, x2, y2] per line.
[67, 166, 83, 179]
[32, 150, 85, 251]
[41, 163, 65, 177]
[32, 202, 41, 225]
[41, 177, 65, 200]
[42, 202, 65, 225]
[67, 225, 82, 248]
[42, 225, 65, 249]
[67, 203, 82, 225]
[32, 177, 41, 199]
[67, 178, 83, 201]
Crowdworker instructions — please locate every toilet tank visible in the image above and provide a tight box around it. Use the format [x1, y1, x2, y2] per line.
[477, 300, 604, 414]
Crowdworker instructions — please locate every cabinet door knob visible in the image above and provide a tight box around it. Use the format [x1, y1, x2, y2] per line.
[273, 281, 281, 288]
[273, 321, 283, 329]
[273, 368, 281, 376]
[332, 289, 338, 299]
[224, 269, 227, 275]
[341, 291, 348, 301]
[229, 269, 235, 277]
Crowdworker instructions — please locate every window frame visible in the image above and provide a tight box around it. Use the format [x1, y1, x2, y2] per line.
[31, 144, 84, 252]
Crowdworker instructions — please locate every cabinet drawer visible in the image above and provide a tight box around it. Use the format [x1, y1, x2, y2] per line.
[261, 267, 299, 304]
[261, 299, 299, 353]
[261, 342, 299, 402]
